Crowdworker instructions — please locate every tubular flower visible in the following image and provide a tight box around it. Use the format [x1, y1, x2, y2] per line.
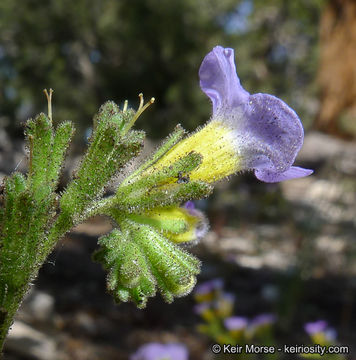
[153, 46, 312, 183]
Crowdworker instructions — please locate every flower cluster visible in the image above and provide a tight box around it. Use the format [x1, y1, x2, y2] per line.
[304, 320, 337, 345]
[301, 320, 347, 360]
[193, 279, 276, 346]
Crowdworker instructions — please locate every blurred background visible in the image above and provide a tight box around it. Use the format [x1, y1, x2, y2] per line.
[1, 0, 356, 358]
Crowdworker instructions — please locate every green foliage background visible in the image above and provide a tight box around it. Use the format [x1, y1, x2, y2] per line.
[0, 0, 324, 141]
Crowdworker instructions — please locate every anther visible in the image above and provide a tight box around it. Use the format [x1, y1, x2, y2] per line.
[123, 100, 128, 112]
[43, 88, 54, 123]
[123, 93, 155, 134]
[138, 93, 144, 111]
[140, 97, 155, 114]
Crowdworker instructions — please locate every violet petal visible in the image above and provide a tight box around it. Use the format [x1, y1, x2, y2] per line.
[224, 316, 248, 331]
[130, 343, 188, 360]
[251, 313, 277, 327]
[238, 93, 312, 179]
[199, 46, 313, 183]
[184, 201, 195, 212]
[194, 302, 210, 315]
[255, 166, 313, 183]
[194, 278, 224, 295]
[304, 320, 328, 335]
[199, 46, 249, 113]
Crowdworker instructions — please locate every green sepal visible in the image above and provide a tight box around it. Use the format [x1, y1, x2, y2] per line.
[25, 114, 74, 202]
[125, 124, 186, 183]
[47, 121, 75, 188]
[26, 113, 53, 200]
[0, 172, 55, 295]
[123, 150, 202, 191]
[117, 180, 213, 212]
[93, 101, 135, 135]
[127, 212, 188, 234]
[60, 125, 144, 220]
[93, 228, 156, 309]
[116, 151, 212, 211]
[93, 219, 201, 308]
[0, 170, 58, 277]
[3, 191, 35, 274]
[41, 102, 145, 263]
[130, 222, 200, 301]
[1, 173, 27, 243]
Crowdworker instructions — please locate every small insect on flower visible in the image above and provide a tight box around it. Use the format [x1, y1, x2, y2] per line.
[177, 171, 190, 184]
[152, 46, 313, 183]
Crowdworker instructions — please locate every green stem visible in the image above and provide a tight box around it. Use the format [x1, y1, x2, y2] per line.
[81, 196, 116, 219]
[0, 195, 120, 352]
[0, 278, 31, 353]
[0, 212, 75, 352]
[0, 224, 71, 351]
[37, 197, 119, 270]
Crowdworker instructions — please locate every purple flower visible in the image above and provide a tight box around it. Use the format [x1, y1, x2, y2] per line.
[304, 320, 337, 341]
[194, 278, 224, 296]
[250, 313, 277, 327]
[324, 328, 337, 341]
[199, 46, 313, 183]
[193, 302, 211, 315]
[220, 292, 236, 304]
[224, 316, 248, 331]
[304, 320, 328, 335]
[214, 292, 236, 317]
[130, 343, 189, 360]
[184, 201, 195, 212]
